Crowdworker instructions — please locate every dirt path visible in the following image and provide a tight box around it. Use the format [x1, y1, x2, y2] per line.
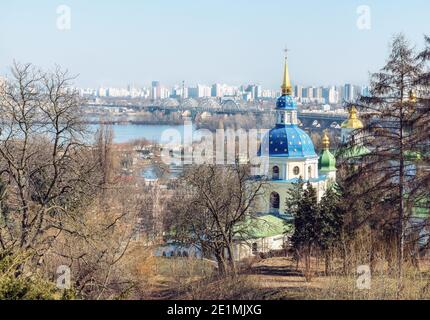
[245, 257, 329, 299]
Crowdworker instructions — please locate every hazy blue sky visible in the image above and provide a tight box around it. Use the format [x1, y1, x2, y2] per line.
[0, 0, 428, 88]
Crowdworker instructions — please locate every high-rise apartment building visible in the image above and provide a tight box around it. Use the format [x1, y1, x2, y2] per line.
[188, 84, 211, 98]
[151, 81, 161, 100]
[211, 83, 224, 97]
[344, 83, 355, 102]
[294, 85, 303, 100]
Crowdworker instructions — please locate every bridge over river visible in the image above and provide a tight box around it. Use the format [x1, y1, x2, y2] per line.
[85, 100, 349, 129]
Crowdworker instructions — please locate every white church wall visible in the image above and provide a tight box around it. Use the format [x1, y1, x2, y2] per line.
[233, 235, 287, 261]
[155, 243, 203, 259]
[155, 235, 287, 263]
[269, 157, 319, 181]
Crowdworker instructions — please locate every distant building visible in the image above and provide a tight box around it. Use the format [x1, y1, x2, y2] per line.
[160, 87, 170, 99]
[307, 86, 314, 100]
[188, 84, 211, 98]
[254, 85, 262, 99]
[261, 89, 277, 99]
[242, 91, 252, 101]
[245, 84, 262, 101]
[301, 87, 308, 99]
[211, 83, 223, 97]
[361, 85, 370, 97]
[108, 87, 131, 98]
[151, 81, 161, 100]
[97, 87, 108, 97]
[323, 86, 339, 104]
[344, 83, 356, 102]
[155, 214, 288, 261]
[313, 87, 323, 103]
[294, 85, 303, 100]
[171, 87, 184, 99]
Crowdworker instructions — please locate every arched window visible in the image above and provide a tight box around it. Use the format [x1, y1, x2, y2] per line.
[293, 166, 300, 176]
[308, 165, 312, 178]
[272, 166, 280, 180]
[252, 243, 258, 254]
[270, 192, 280, 214]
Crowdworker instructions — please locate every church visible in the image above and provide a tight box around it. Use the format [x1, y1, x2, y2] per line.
[230, 54, 371, 259]
[254, 53, 338, 218]
[223, 53, 375, 259]
[158, 53, 369, 261]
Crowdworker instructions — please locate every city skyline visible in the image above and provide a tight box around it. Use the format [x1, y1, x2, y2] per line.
[1, 0, 429, 88]
[81, 81, 367, 106]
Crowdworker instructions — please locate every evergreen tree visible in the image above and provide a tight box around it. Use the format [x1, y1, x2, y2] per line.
[284, 177, 304, 216]
[318, 185, 344, 275]
[289, 182, 319, 281]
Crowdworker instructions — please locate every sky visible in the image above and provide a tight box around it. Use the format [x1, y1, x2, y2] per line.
[0, 0, 429, 89]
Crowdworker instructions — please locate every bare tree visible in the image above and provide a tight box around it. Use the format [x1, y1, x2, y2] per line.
[0, 62, 100, 264]
[166, 163, 266, 275]
[0, 63, 157, 299]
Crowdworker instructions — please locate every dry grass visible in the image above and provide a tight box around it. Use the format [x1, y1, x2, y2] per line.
[145, 256, 430, 300]
[247, 257, 430, 300]
[146, 257, 215, 299]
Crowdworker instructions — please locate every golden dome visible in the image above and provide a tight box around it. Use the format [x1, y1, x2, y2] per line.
[341, 106, 364, 129]
[322, 130, 330, 150]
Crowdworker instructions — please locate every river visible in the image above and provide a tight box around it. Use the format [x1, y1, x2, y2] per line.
[88, 123, 190, 144]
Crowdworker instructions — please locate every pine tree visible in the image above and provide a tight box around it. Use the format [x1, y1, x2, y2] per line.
[318, 185, 344, 275]
[289, 182, 319, 281]
[284, 177, 304, 216]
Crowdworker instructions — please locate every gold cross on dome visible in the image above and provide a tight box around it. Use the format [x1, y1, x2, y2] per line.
[284, 47, 290, 59]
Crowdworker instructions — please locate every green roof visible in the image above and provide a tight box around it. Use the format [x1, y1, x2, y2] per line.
[337, 145, 370, 159]
[236, 214, 291, 240]
[319, 149, 336, 172]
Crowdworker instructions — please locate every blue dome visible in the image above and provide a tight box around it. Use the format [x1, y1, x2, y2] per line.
[259, 126, 317, 158]
[276, 95, 297, 110]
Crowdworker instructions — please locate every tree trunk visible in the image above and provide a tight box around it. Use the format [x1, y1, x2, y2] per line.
[294, 249, 300, 271]
[225, 243, 237, 275]
[397, 97, 405, 298]
[215, 252, 227, 276]
[304, 244, 313, 282]
[342, 240, 349, 275]
[370, 231, 376, 274]
[324, 250, 331, 276]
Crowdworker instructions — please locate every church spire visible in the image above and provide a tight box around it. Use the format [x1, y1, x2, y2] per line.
[319, 130, 336, 174]
[341, 106, 364, 129]
[322, 130, 330, 150]
[281, 48, 293, 96]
